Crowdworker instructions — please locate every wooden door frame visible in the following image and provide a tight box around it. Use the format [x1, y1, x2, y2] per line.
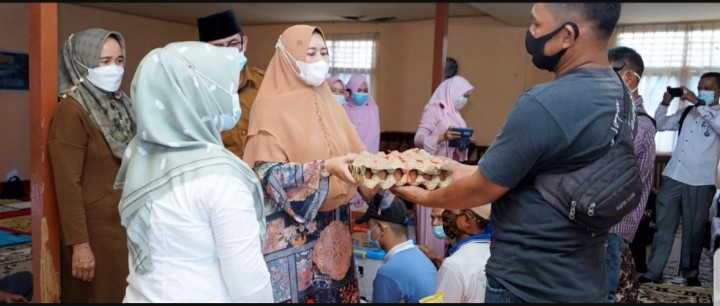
[29, 3, 61, 303]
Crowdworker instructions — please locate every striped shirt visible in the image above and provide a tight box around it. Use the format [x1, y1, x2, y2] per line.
[610, 96, 656, 242]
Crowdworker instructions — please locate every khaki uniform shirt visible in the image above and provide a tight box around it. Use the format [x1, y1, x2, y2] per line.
[222, 65, 265, 159]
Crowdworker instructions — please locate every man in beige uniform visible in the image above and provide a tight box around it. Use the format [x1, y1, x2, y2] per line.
[197, 9, 265, 159]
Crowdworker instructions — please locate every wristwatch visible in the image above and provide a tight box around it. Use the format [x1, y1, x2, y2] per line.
[319, 160, 330, 178]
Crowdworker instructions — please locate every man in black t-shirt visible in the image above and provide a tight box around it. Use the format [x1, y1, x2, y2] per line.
[392, 3, 624, 303]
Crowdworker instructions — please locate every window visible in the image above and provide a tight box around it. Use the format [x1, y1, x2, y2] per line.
[325, 33, 378, 92]
[614, 21, 720, 154]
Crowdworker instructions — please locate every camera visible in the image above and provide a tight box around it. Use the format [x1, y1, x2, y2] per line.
[667, 86, 684, 98]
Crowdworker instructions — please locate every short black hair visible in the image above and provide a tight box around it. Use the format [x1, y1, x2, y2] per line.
[701, 72, 720, 88]
[547, 3, 621, 40]
[445, 57, 458, 80]
[608, 46, 645, 77]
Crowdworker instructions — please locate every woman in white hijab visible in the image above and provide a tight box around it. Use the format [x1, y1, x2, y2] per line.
[114, 41, 271, 302]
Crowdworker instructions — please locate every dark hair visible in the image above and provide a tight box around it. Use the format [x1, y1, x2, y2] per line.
[445, 57, 458, 80]
[385, 221, 407, 236]
[608, 46, 645, 77]
[701, 72, 720, 88]
[548, 3, 621, 40]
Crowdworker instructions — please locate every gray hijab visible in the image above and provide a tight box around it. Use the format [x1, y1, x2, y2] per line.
[58, 28, 136, 158]
[114, 41, 266, 274]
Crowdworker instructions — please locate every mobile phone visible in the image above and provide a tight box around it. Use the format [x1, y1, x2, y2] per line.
[448, 127, 474, 149]
[667, 86, 683, 98]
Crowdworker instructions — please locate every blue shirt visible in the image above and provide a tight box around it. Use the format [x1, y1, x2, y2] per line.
[372, 240, 437, 303]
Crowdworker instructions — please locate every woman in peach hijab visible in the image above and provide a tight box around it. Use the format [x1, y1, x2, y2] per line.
[244, 25, 370, 303]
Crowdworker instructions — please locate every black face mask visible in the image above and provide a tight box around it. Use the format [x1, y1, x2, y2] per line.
[525, 21, 580, 72]
[441, 210, 462, 240]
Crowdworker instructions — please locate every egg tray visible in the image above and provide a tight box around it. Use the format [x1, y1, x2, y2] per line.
[349, 148, 453, 190]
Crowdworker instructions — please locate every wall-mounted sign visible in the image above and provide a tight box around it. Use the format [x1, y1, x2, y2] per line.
[0, 51, 29, 91]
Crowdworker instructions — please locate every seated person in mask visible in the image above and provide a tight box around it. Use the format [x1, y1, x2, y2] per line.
[355, 197, 437, 303]
[435, 205, 492, 303]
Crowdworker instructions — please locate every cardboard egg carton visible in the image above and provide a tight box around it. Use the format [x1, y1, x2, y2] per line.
[350, 148, 453, 190]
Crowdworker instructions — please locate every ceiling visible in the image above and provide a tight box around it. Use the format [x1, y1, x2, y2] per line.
[78, 3, 720, 27]
[77, 3, 487, 26]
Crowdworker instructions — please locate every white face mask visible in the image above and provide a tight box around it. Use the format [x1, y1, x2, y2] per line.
[238, 51, 248, 71]
[454, 96, 468, 110]
[86, 64, 124, 93]
[334, 94, 347, 105]
[276, 37, 330, 87]
[193, 67, 240, 132]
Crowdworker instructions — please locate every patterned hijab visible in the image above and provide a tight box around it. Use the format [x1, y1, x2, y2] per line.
[424, 75, 474, 128]
[344, 74, 380, 153]
[114, 41, 265, 274]
[58, 28, 136, 158]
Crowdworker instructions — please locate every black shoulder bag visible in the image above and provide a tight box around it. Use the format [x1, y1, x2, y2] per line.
[533, 74, 643, 234]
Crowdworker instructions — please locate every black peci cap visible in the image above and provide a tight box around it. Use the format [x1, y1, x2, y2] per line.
[355, 195, 409, 226]
[197, 9, 243, 42]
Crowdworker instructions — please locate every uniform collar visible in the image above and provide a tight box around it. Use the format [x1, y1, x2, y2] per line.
[239, 66, 259, 90]
[448, 233, 491, 256]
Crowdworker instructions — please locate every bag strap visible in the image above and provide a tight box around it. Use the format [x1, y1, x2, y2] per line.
[614, 72, 632, 144]
[637, 111, 656, 129]
[678, 105, 695, 135]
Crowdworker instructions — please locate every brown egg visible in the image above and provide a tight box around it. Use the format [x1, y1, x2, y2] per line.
[364, 169, 373, 180]
[409, 170, 418, 182]
[378, 170, 388, 180]
[394, 169, 404, 181]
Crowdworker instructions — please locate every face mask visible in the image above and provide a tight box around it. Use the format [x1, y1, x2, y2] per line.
[525, 22, 579, 72]
[334, 94, 347, 105]
[367, 227, 381, 249]
[276, 38, 330, 87]
[454, 96, 468, 110]
[86, 64, 124, 92]
[432, 225, 447, 240]
[220, 93, 241, 131]
[698, 90, 716, 105]
[352, 92, 369, 105]
[441, 210, 463, 240]
[194, 67, 239, 132]
[238, 51, 248, 71]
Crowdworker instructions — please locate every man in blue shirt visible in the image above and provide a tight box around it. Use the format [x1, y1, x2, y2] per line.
[355, 196, 437, 303]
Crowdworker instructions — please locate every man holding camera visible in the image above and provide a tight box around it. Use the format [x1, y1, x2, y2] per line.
[639, 72, 720, 287]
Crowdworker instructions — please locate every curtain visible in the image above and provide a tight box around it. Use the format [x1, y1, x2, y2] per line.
[325, 33, 378, 92]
